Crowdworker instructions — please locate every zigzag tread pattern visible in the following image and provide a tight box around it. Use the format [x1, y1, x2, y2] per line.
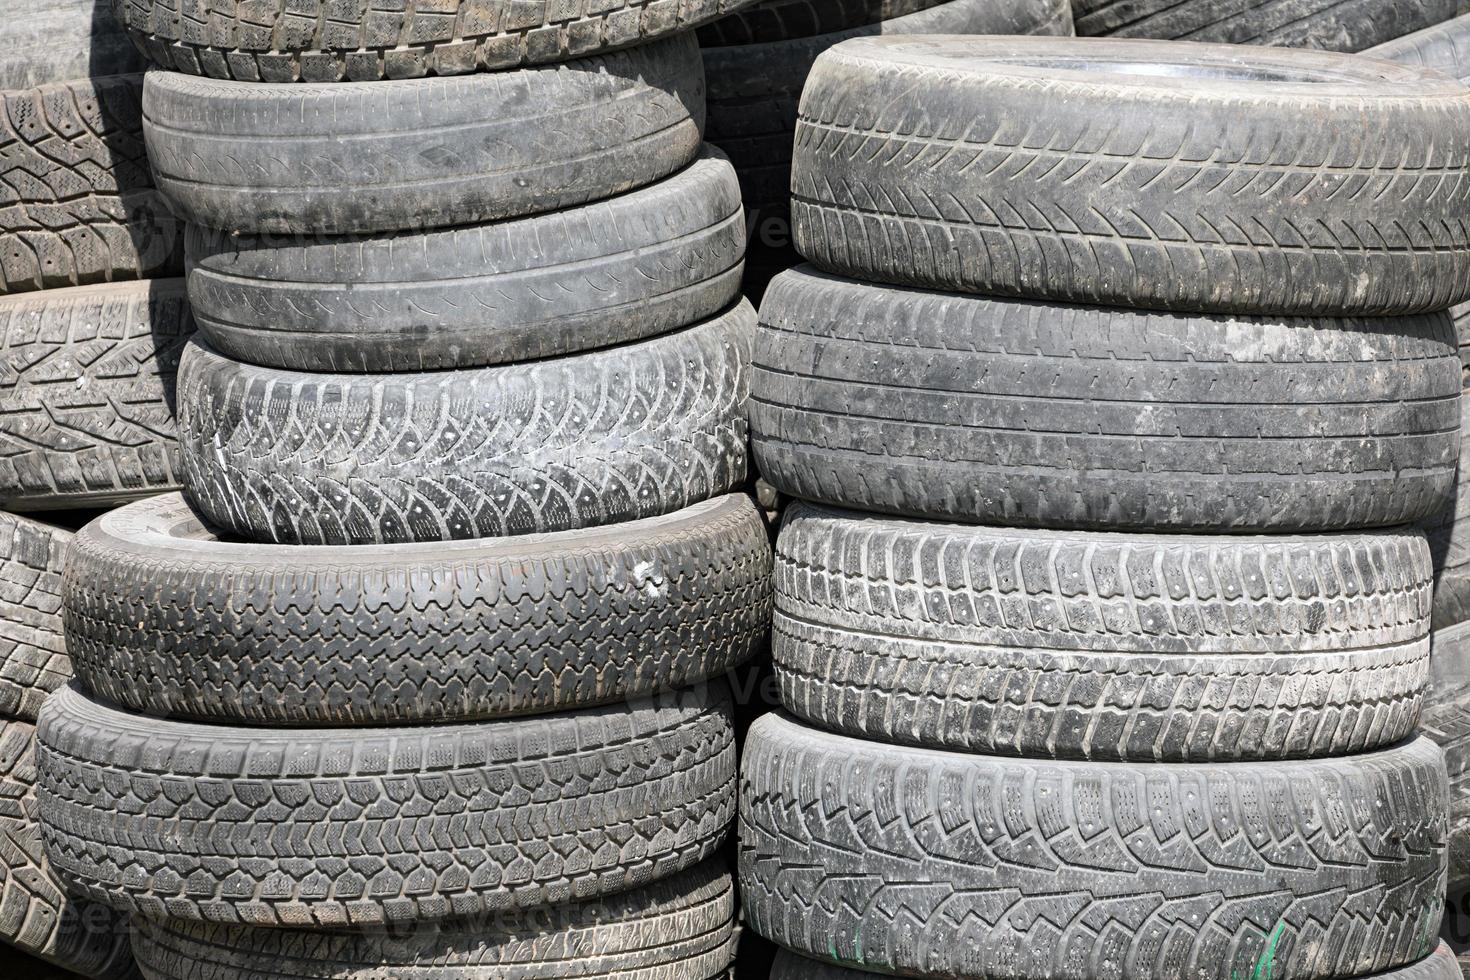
[0, 512, 71, 722]
[738, 712, 1450, 980]
[36, 682, 737, 927]
[63, 491, 773, 726]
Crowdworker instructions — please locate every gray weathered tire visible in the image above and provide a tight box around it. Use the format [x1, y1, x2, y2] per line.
[1367, 13, 1470, 80]
[36, 680, 736, 926]
[740, 712, 1449, 980]
[1424, 307, 1470, 628]
[698, 0, 949, 44]
[0, 720, 130, 979]
[751, 268, 1460, 532]
[0, 1, 146, 89]
[63, 491, 772, 726]
[791, 36, 1470, 315]
[143, 35, 705, 235]
[773, 503, 1431, 761]
[0, 514, 71, 723]
[0, 279, 194, 511]
[1073, 0, 1469, 51]
[115, 0, 756, 80]
[184, 149, 745, 372]
[131, 860, 736, 980]
[178, 301, 752, 546]
[1425, 619, 1470, 893]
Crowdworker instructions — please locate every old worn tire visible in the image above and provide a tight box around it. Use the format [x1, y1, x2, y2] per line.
[740, 712, 1449, 980]
[1368, 13, 1470, 80]
[791, 36, 1470, 316]
[1426, 619, 1470, 893]
[699, 0, 949, 44]
[0, 279, 193, 511]
[143, 35, 705, 235]
[0, 514, 70, 723]
[184, 149, 745, 372]
[0, 1, 146, 89]
[1, 74, 183, 295]
[0, 720, 130, 979]
[751, 268, 1460, 532]
[131, 860, 736, 980]
[115, 0, 756, 80]
[178, 301, 752, 546]
[772, 503, 1431, 762]
[63, 491, 772, 726]
[1073, 0, 1469, 51]
[36, 680, 736, 926]
[1425, 309, 1470, 629]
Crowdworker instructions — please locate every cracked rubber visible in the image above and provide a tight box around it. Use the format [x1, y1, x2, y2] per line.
[0, 720, 130, 979]
[1, 73, 183, 295]
[772, 502, 1431, 762]
[1368, 13, 1470, 80]
[115, 0, 757, 80]
[1072, 0, 1470, 51]
[63, 490, 772, 726]
[131, 859, 736, 980]
[184, 149, 745, 372]
[178, 301, 753, 546]
[1, 0, 146, 89]
[0, 279, 194, 511]
[790, 36, 1470, 316]
[143, 34, 705, 235]
[36, 680, 737, 927]
[750, 267, 1460, 532]
[739, 711, 1449, 980]
[0, 513, 71, 723]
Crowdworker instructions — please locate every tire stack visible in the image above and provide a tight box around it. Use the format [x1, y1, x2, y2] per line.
[698, 0, 1074, 302]
[30, 2, 772, 978]
[741, 34, 1470, 980]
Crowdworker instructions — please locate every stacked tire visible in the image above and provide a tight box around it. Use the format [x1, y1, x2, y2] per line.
[741, 34, 1470, 980]
[34, 2, 774, 977]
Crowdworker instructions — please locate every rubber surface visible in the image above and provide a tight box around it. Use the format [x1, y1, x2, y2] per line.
[1072, 0, 1470, 51]
[0, 720, 130, 979]
[751, 268, 1461, 532]
[131, 860, 737, 979]
[0, 514, 71, 723]
[1368, 13, 1470, 80]
[740, 712, 1449, 980]
[700, 0, 949, 44]
[1425, 618, 1470, 893]
[0, 279, 193, 511]
[772, 502, 1431, 761]
[178, 301, 753, 546]
[115, 0, 758, 80]
[184, 149, 745, 372]
[143, 34, 705, 235]
[1426, 391, 1470, 630]
[2, 73, 184, 296]
[0, 1, 146, 89]
[790, 36, 1470, 316]
[64, 491, 772, 726]
[36, 680, 736, 926]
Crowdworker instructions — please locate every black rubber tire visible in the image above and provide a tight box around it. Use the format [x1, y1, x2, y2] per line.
[0, 279, 194, 511]
[1073, 0, 1470, 51]
[177, 301, 753, 546]
[1, 74, 184, 296]
[1426, 619, 1470, 893]
[0, 514, 71, 724]
[36, 680, 736, 927]
[790, 36, 1470, 316]
[1367, 13, 1470, 80]
[143, 35, 705, 236]
[0, 720, 130, 980]
[773, 502, 1431, 762]
[0, 1, 146, 89]
[184, 149, 745, 373]
[751, 268, 1461, 533]
[740, 711, 1449, 980]
[63, 491, 772, 726]
[131, 860, 736, 980]
[115, 0, 755, 81]
[699, 0, 949, 44]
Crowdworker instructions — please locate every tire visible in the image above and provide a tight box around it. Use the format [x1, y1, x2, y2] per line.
[1367, 13, 1470, 80]
[0, 514, 70, 724]
[115, 0, 753, 81]
[790, 36, 1470, 316]
[184, 149, 745, 373]
[751, 268, 1461, 532]
[143, 35, 705, 236]
[36, 680, 736, 927]
[740, 712, 1449, 980]
[131, 860, 737, 980]
[0, 720, 130, 979]
[0, 1, 146, 89]
[178, 301, 753, 546]
[0, 279, 193, 511]
[1, 74, 184, 296]
[699, 0, 950, 45]
[1426, 620, 1470, 892]
[1073, 0, 1469, 52]
[63, 491, 772, 726]
[1427, 395, 1470, 629]
[772, 503, 1431, 762]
